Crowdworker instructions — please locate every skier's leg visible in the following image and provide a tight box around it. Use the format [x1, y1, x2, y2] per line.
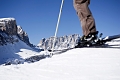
[73, 0, 96, 36]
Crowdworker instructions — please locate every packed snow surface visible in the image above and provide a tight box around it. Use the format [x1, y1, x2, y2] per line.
[0, 39, 120, 80]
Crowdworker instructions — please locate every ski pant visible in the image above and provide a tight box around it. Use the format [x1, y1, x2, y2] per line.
[73, 0, 97, 36]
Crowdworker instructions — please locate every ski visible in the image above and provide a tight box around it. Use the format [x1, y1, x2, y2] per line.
[75, 34, 120, 48]
[101, 34, 120, 43]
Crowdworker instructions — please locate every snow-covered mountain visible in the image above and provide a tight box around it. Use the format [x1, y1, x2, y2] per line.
[38, 34, 80, 50]
[0, 18, 37, 64]
[0, 18, 32, 46]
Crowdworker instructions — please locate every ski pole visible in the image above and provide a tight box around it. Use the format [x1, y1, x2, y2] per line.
[52, 0, 64, 52]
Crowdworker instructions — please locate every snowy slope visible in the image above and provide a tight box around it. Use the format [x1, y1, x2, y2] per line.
[0, 37, 41, 65]
[0, 40, 120, 80]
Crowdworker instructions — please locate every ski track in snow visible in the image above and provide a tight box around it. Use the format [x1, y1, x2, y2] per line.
[0, 39, 120, 80]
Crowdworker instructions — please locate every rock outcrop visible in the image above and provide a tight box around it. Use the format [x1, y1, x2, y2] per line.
[0, 18, 17, 35]
[17, 26, 31, 46]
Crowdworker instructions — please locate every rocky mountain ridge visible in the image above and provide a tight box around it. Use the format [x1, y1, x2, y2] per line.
[38, 34, 80, 50]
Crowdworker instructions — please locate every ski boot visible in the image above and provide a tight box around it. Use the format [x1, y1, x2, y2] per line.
[75, 31, 102, 48]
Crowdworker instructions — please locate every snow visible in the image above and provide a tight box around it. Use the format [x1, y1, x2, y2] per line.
[17, 25, 24, 34]
[0, 18, 15, 22]
[0, 37, 41, 64]
[0, 39, 120, 80]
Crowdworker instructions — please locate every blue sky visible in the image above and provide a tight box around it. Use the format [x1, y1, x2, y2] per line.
[0, 0, 120, 45]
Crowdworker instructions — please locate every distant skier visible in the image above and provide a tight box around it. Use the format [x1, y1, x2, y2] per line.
[73, 0, 98, 42]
